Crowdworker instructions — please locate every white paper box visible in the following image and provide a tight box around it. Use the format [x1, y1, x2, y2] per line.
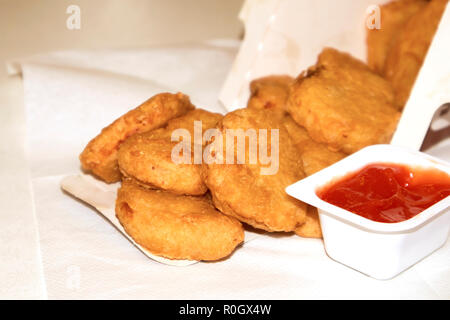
[220, 0, 387, 110]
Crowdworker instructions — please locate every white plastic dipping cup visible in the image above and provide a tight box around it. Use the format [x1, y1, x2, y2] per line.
[286, 144, 450, 280]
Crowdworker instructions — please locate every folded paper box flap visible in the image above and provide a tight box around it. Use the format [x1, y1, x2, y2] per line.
[220, 0, 450, 151]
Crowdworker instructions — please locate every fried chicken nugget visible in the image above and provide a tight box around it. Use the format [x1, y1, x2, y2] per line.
[80, 93, 195, 183]
[383, 0, 448, 107]
[247, 75, 294, 115]
[283, 115, 347, 176]
[118, 109, 223, 195]
[202, 108, 307, 232]
[294, 206, 322, 239]
[367, 0, 427, 75]
[116, 179, 244, 261]
[283, 115, 345, 238]
[287, 48, 400, 154]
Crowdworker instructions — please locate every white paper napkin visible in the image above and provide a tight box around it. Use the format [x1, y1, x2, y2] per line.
[11, 41, 450, 299]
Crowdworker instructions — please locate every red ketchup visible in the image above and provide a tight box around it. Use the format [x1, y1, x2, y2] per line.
[317, 163, 450, 223]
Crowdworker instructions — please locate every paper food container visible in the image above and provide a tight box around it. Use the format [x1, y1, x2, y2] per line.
[220, 0, 450, 150]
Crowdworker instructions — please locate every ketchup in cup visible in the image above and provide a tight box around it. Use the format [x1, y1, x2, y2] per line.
[317, 163, 450, 223]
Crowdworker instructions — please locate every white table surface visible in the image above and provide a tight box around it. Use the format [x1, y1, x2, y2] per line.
[0, 73, 46, 299]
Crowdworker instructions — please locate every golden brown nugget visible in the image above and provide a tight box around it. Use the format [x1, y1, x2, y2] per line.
[301, 142, 347, 177]
[118, 109, 223, 195]
[283, 116, 343, 239]
[247, 75, 294, 115]
[294, 206, 322, 239]
[287, 48, 400, 154]
[282, 115, 312, 147]
[367, 0, 427, 75]
[202, 108, 307, 232]
[384, 0, 448, 107]
[80, 92, 195, 183]
[116, 180, 244, 261]
[283, 115, 347, 176]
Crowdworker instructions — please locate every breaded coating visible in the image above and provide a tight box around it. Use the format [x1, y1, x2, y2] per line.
[282, 114, 312, 147]
[367, 0, 427, 75]
[294, 206, 322, 239]
[283, 115, 347, 176]
[383, 0, 447, 107]
[287, 48, 400, 154]
[80, 93, 195, 183]
[116, 180, 244, 261]
[118, 109, 223, 195]
[247, 75, 294, 115]
[301, 142, 347, 177]
[202, 108, 307, 232]
[283, 115, 344, 239]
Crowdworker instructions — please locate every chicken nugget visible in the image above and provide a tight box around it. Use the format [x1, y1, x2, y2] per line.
[383, 0, 447, 107]
[283, 116, 343, 239]
[367, 0, 427, 75]
[301, 142, 347, 176]
[116, 179, 244, 261]
[281, 114, 312, 147]
[294, 206, 322, 239]
[202, 108, 307, 232]
[80, 93, 195, 183]
[247, 75, 294, 116]
[283, 115, 347, 176]
[118, 109, 222, 195]
[287, 48, 400, 154]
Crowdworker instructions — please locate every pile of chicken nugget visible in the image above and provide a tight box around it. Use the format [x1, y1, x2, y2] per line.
[79, 0, 447, 261]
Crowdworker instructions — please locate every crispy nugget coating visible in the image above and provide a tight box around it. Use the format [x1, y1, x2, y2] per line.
[383, 0, 447, 107]
[202, 108, 307, 232]
[283, 116, 342, 239]
[300, 142, 347, 176]
[118, 109, 223, 195]
[367, 0, 427, 75]
[282, 115, 312, 147]
[294, 206, 322, 239]
[247, 75, 294, 115]
[163, 108, 223, 134]
[116, 180, 244, 261]
[80, 93, 195, 183]
[283, 115, 347, 176]
[287, 48, 400, 154]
